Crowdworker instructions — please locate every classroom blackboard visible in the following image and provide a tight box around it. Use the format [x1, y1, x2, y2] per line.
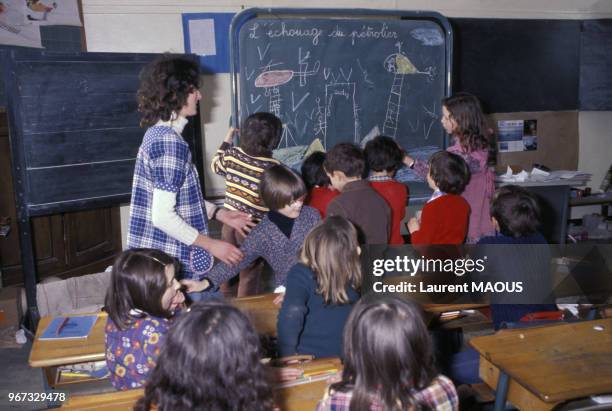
[579, 19, 612, 110]
[230, 9, 452, 199]
[2, 50, 204, 216]
[0, 25, 83, 107]
[451, 19, 581, 113]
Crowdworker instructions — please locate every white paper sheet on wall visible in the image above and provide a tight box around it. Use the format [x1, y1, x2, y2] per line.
[0, 0, 43, 48]
[188, 18, 216, 56]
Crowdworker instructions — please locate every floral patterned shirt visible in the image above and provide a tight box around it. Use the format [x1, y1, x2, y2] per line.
[104, 314, 170, 390]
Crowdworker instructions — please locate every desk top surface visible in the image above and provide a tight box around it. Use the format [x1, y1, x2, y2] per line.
[29, 312, 107, 368]
[470, 318, 612, 403]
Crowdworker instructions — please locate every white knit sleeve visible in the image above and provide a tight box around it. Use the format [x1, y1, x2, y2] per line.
[151, 188, 199, 246]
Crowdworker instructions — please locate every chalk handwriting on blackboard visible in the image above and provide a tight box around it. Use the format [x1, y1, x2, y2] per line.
[238, 16, 448, 166]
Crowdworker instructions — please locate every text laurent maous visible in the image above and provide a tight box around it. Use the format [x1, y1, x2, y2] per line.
[372, 281, 524, 293]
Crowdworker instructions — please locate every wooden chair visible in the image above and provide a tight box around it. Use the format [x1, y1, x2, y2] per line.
[231, 292, 280, 337]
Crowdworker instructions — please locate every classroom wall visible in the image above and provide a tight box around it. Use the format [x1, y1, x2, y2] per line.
[79, 1, 612, 247]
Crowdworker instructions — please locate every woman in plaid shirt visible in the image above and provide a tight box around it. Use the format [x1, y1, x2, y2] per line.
[128, 56, 253, 299]
[316, 295, 458, 411]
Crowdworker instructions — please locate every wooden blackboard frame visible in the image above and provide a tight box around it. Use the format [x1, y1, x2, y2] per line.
[2, 50, 204, 327]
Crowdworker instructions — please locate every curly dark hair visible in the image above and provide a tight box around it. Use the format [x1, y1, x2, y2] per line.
[134, 300, 275, 411]
[240, 112, 283, 157]
[137, 55, 200, 128]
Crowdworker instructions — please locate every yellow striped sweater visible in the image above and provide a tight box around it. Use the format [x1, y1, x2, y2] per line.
[211, 143, 279, 221]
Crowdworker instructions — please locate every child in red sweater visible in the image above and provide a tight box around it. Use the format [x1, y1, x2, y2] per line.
[408, 151, 470, 245]
[364, 136, 409, 245]
[301, 151, 338, 218]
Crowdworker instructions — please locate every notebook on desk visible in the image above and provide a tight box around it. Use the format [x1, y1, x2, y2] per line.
[39, 315, 98, 340]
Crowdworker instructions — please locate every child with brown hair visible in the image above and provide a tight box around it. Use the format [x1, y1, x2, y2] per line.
[277, 216, 361, 358]
[211, 112, 283, 296]
[404, 93, 496, 242]
[104, 249, 185, 390]
[364, 135, 409, 245]
[181, 164, 321, 294]
[324, 143, 390, 244]
[316, 294, 458, 410]
[408, 151, 471, 245]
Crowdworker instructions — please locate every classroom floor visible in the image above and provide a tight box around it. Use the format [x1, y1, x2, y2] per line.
[0, 341, 47, 410]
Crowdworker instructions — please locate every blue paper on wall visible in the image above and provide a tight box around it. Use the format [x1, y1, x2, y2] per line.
[182, 12, 234, 73]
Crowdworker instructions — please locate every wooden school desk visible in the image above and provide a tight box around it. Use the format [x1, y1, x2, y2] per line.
[232, 292, 488, 336]
[61, 358, 341, 410]
[29, 312, 107, 388]
[470, 319, 612, 411]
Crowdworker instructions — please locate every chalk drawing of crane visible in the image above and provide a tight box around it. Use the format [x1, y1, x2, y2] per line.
[382, 42, 433, 138]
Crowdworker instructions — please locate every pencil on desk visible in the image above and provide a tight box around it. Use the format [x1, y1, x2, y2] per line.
[56, 317, 70, 336]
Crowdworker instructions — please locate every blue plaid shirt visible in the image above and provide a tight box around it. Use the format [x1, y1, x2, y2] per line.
[127, 124, 212, 279]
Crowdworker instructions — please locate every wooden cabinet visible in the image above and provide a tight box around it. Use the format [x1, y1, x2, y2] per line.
[0, 112, 122, 286]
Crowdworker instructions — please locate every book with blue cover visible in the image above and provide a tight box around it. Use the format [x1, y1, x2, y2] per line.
[39, 315, 98, 340]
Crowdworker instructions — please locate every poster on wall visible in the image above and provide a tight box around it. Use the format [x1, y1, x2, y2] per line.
[182, 12, 234, 73]
[25, 0, 81, 26]
[497, 119, 538, 152]
[0, 0, 43, 47]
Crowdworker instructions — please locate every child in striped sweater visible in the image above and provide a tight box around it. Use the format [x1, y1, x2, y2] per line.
[211, 112, 282, 296]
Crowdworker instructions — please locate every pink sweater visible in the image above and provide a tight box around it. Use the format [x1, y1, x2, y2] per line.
[414, 142, 495, 241]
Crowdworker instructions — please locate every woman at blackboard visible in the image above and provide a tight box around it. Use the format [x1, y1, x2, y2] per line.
[127, 56, 254, 300]
[404, 93, 496, 242]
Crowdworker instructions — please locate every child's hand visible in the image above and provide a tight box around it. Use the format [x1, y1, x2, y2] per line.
[180, 279, 208, 293]
[407, 217, 420, 234]
[216, 209, 256, 237]
[403, 154, 415, 168]
[206, 238, 244, 266]
[274, 367, 304, 383]
[224, 127, 238, 144]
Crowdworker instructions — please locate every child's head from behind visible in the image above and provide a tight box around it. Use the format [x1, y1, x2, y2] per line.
[442, 92, 491, 152]
[323, 143, 366, 191]
[301, 151, 330, 190]
[339, 295, 436, 409]
[105, 249, 180, 330]
[240, 112, 283, 157]
[491, 185, 541, 237]
[137, 56, 200, 128]
[300, 216, 361, 305]
[260, 164, 307, 218]
[136, 300, 273, 411]
[428, 151, 470, 195]
[364, 135, 404, 175]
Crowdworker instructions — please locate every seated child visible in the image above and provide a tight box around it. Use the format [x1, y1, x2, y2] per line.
[278, 216, 361, 358]
[408, 151, 471, 245]
[364, 135, 409, 245]
[104, 249, 185, 390]
[134, 300, 274, 411]
[324, 143, 390, 244]
[301, 151, 338, 218]
[211, 112, 282, 297]
[479, 185, 557, 328]
[316, 294, 458, 411]
[182, 164, 321, 294]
